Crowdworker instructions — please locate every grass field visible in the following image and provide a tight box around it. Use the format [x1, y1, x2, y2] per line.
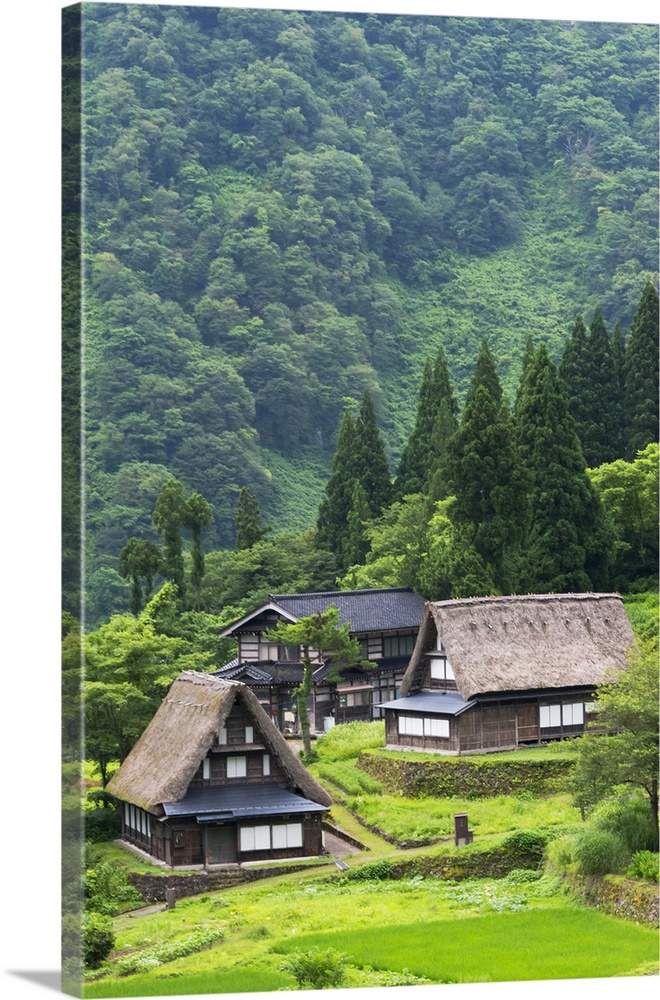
[83, 871, 658, 997]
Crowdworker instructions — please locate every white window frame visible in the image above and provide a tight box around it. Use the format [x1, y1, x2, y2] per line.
[424, 717, 450, 738]
[227, 755, 247, 779]
[240, 825, 271, 851]
[272, 823, 303, 849]
[562, 702, 584, 726]
[245, 726, 254, 744]
[202, 758, 210, 780]
[540, 704, 561, 728]
[263, 754, 270, 776]
[217, 727, 228, 745]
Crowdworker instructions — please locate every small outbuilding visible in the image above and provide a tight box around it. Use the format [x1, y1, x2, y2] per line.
[107, 672, 332, 867]
[381, 592, 635, 755]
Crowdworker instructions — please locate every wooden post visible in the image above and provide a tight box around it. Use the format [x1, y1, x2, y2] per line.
[454, 813, 473, 847]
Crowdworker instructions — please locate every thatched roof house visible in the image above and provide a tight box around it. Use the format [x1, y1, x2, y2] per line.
[108, 672, 331, 867]
[382, 593, 635, 755]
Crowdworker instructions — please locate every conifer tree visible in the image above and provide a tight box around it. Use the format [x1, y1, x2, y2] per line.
[516, 344, 612, 593]
[444, 340, 527, 593]
[316, 407, 360, 564]
[610, 319, 627, 459]
[624, 281, 659, 458]
[394, 346, 458, 499]
[354, 390, 391, 516]
[153, 479, 187, 598]
[344, 480, 372, 569]
[235, 487, 269, 550]
[583, 307, 619, 466]
[183, 492, 213, 609]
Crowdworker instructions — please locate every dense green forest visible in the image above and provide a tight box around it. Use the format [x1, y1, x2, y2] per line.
[65, 4, 659, 623]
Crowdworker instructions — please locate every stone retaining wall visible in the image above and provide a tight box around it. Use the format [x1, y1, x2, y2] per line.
[128, 861, 327, 903]
[575, 874, 659, 926]
[358, 750, 574, 798]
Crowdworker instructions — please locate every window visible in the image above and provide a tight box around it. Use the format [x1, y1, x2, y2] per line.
[399, 715, 449, 738]
[263, 754, 270, 776]
[424, 717, 449, 738]
[227, 756, 247, 778]
[398, 715, 423, 737]
[278, 644, 300, 662]
[383, 634, 416, 657]
[217, 727, 227, 745]
[240, 825, 271, 851]
[430, 658, 455, 681]
[339, 690, 370, 708]
[245, 726, 254, 744]
[540, 704, 561, 728]
[202, 758, 210, 780]
[272, 823, 303, 849]
[562, 703, 584, 726]
[359, 639, 369, 658]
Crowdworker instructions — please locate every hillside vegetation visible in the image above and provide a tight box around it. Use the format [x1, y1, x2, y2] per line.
[67, 6, 659, 619]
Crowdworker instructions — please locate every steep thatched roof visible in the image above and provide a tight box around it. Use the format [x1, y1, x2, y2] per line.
[400, 593, 635, 701]
[106, 672, 332, 812]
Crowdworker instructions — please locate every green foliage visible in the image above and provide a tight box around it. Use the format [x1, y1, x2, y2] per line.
[501, 831, 549, 857]
[571, 639, 659, 833]
[85, 861, 144, 916]
[591, 792, 659, 854]
[116, 928, 224, 976]
[572, 829, 628, 876]
[79, 8, 658, 615]
[84, 807, 121, 844]
[280, 947, 347, 990]
[314, 720, 385, 761]
[348, 859, 394, 881]
[504, 868, 543, 884]
[235, 486, 270, 550]
[626, 851, 659, 883]
[83, 912, 116, 969]
[624, 281, 659, 457]
[316, 759, 383, 796]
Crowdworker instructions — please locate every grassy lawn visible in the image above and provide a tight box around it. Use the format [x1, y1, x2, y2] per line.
[84, 874, 658, 997]
[274, 908, 659, 983]
[343, 790, 582, 846]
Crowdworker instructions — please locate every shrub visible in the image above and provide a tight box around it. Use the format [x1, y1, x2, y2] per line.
[84, 807, 121, 843]
[84, 861, 143, 915]
[280, 948, 347, 989]
[592, 792, 659, 853]
[627, 851, 660, 882]
[349, 858, 394, 881]
[82, 912, 115, 968]
[501, 830, 548, 855]
[573, 830, 628, 876]
[505, 868, 543, 884]
[544, 834, 577, 875]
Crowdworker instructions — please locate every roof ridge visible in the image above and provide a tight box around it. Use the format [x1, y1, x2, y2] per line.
[430, 592, 622, 609]
[271, 587, 413, 599]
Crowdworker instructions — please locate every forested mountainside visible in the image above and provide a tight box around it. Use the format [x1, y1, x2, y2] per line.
[70, 4, 659, 621]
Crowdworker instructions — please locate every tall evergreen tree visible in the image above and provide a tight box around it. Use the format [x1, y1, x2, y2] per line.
[582, 307, 619, 466]
[153, 479, 188, 598]
[610, 319, 627, 459]
[183, 492, 213, 610]
[394, 346, 458, 499]
[344, 480, 372, 569]
[118, 538, 162, 616]
[235, 487, 270, 550]
[316, 407, 360, 565]
[624, 281, 659, 458]
[354, 390, 391, 516]
[516, 344, 612, 593]
[444, 340, 527, 593]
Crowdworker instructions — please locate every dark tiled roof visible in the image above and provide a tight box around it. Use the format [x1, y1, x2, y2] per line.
[163, 783, 328, 820]
[380, 691, 475, 716]
[271, 588, 426, 633]
[214, 662, 274, 684]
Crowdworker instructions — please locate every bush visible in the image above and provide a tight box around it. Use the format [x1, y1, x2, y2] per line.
[84, 860, 144, 915]
[280, 948, 347, 989]
[592, 792, 659, 853]
[84, 807, 121, 843]
[83, 912, 115, 968]
[505, 868, 543, 884]
[544, 835, 577, 875]
[348, 858, 394, 881]
[627, 851, 659, 882]
[573, 830, 627, 876]
[501, 831, 548, 855]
